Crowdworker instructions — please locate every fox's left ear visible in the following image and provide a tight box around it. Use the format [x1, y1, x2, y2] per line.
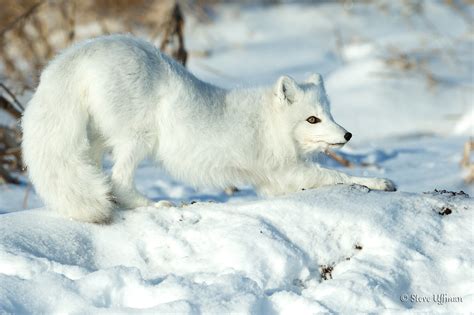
[274, 75, 301, 105]
[307, 73, 326, 92]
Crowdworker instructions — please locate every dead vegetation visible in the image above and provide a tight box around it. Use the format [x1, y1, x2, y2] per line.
[461, 140, 474, 183]
[382, 48, 441, 89]
[0, 0, 188, 184]
[320, 264, 334, 281]
[0, 84, 23, 184]
[0, 0, 188, 92]
[438, 206, 453, 216]
[337, 0, 470, 90]
[319, 243, 364, 281]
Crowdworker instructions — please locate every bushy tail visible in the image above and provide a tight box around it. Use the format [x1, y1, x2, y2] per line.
[22, 81, 112, 223]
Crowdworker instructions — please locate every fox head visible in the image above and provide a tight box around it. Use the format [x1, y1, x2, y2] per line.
[273, 74, 351, 154]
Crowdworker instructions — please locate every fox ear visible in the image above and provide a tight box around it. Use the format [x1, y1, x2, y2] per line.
[307, 73, 323, 85]
[307, 73, 326, 93]
[275, 75, 301, 105]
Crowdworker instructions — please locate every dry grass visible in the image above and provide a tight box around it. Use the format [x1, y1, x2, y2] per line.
[0, 0, 188, 184]
[0, 0, 187, 92]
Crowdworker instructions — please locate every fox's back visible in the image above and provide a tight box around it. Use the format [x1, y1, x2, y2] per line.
[35, 36, 188, 141]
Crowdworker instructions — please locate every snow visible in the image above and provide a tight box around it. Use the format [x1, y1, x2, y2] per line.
[1, 187, 472, 313]
[1, 1, 473, 313]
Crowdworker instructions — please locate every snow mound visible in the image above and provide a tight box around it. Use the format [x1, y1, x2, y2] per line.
[0, 187, 472, 313]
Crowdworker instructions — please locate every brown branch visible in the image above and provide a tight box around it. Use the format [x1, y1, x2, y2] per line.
[460, 139, 473, 184]
[159, 1, 187, 66]
[461, 139, 473, 167]
[59, 0, 76, 45]
[0, 95, 22, 120]
[0, 83, 24, 111]
[0, 164, 19, 184]
[0, 147, 21, 157]
[0, 126, 19, 147]
[325, 149, 354, 168]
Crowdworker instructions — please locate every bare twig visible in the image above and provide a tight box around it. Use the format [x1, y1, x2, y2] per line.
[0, 83, 24, 111]
[461, 139, 473, 167]
[325, 149, 354, 168]
[60, 0, 76, 45]
[158, 1, 188, 65]
[461, 139, 474, 183]
[0, 164, 19, 184]
[0, 95, 22, 119]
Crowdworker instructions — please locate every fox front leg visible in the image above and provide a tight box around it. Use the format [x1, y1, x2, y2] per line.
[305, 165, 397, 191]
[261, 165, 396, 195]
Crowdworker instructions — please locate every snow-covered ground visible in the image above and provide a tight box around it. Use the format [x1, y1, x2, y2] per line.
[1, 185, 472, 313]
[1, 1, 473, 313]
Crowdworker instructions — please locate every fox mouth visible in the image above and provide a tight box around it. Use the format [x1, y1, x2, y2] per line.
[301, 140, 347, 152]
[307, 140, 346, 146]
[329, 142, 346, 147]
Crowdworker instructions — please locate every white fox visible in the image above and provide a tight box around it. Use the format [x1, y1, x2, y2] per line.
[22, 35, 396, 223]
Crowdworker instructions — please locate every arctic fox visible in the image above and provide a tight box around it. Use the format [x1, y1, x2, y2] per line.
[22, 35, 396, 223]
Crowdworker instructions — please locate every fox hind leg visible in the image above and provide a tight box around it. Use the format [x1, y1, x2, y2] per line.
[110, 140, 154, 209]
[110, 138, 176, 209]
[89, 136, 107, 169]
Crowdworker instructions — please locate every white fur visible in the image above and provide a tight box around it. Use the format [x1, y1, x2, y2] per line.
[21, 35, 396, 223]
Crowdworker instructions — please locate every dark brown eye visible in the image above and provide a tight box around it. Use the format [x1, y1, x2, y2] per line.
[306, 116, 321, 124]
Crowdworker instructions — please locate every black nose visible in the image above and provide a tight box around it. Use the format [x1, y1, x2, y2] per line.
[344, 132, 352, 141]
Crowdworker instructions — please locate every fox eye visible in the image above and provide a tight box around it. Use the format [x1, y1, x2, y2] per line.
[306, 116, 321, 124]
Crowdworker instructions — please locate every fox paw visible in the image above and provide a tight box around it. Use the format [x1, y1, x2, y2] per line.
[369, 178, 397, 191]
[154, 200, 175, 208]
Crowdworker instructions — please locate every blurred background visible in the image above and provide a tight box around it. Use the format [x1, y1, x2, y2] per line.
[0, 0, 473, 209]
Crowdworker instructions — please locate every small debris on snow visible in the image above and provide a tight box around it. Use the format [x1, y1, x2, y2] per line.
[438, 206, 453, 216]
[320, 265, 334, 281]
[424, 189, 470, 198]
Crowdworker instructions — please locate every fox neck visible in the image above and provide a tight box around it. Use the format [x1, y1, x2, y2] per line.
[223, 87, 299, 168]
[261, 92, 299, 168]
